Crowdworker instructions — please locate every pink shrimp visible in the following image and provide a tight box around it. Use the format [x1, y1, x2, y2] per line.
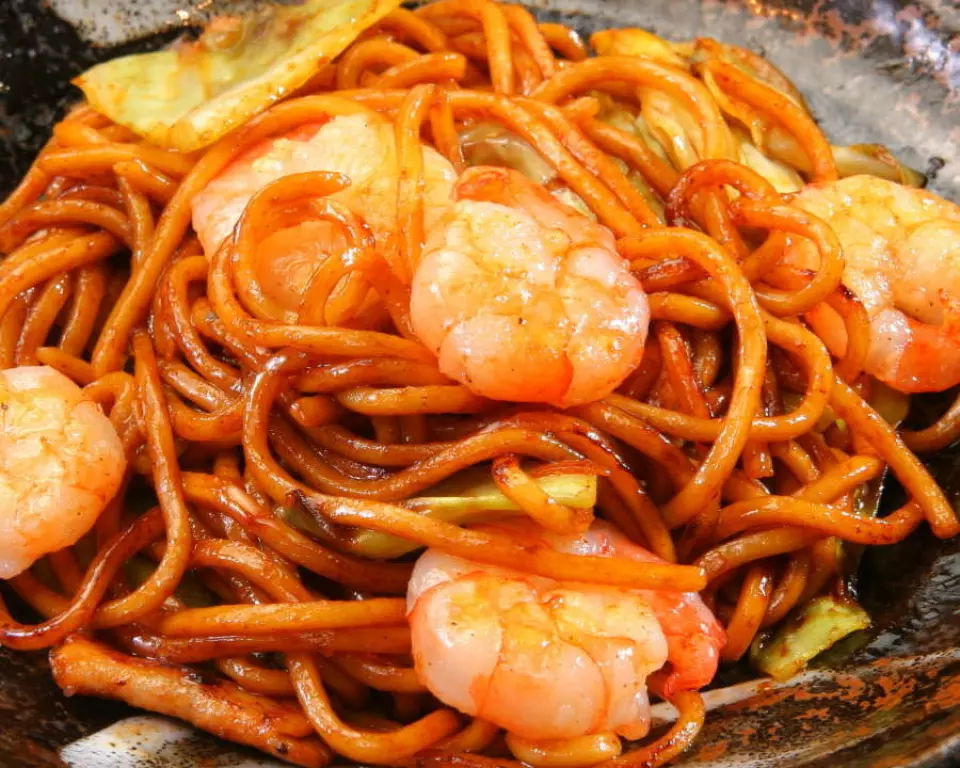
[410, 166, 650, 408]
[0, 366, 126, 578]
[407, 518, 724, 741]
[191, 112, 457, 314]
[786, 175, 960, 393]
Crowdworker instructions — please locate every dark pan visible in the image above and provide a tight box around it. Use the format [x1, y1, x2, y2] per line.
[0, 0, 958, 766]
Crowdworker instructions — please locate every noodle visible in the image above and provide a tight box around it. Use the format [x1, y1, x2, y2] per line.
[1, 2, 958, 766]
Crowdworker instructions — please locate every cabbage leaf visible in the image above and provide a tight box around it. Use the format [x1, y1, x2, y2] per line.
[74, 0, 400, 152]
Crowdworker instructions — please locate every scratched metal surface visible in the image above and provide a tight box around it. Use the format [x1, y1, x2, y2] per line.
[0, 0, 958, 766]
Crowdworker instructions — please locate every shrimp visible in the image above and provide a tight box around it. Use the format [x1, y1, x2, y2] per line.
[0, 366, 126, 579]
[407, 519, 724, 741]
[785, 175, 960, 392]
[410, 166, 649, 408]
[192, 112, 457, 313]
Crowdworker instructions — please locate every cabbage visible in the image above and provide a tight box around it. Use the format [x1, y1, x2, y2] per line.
[279, 470, 598, 559]
[734, 129, 803, 194]
[460, 122, 557, 185]
[74, 0, 400, 152]
[750, 595, 870, 681]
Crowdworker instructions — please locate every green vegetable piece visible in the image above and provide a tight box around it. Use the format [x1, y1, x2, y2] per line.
[278, 471, 598, 559]
[750, 595, 871, 681]
[74, 0, 400, 151]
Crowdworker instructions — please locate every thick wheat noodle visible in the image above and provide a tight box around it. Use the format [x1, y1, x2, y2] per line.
[734, 201, 845, 317]
[507, 733, 623, 765]
[556, 430, 678, 561]
[813, 288, 872, 383]
[313, 425, 453, 465]
[520, 98, 660, 227]
[181, 472, 411, 593]
[503, 4, 556, 78]
[429, 87, 466, 171]
[39, 144, 194, 178]
[418, 0, 514, 95]
[336, 384, 487, 414]
[721, 563, 773, 661]
[376, 7, 451, 53]
[453, 409, 679, 559]
[79, 332, 195, 631]
[380, 51, 469, 89]
[762, 550, 812, 627]
[714, 497, 925, 544]
[159, 599, 408, 638]
[50, 636, 332, 768]
[56, 185, 124, 210]
[704, 59, 837, 181]
[333, 653, 426, 693]
[692, 331, 723, 389]
[438, 677, 708, 768]
[188, 525, 460, 765]
[51, 121, 111, 148]
[741, 439, 774, 480]
[667, 158, 777, 225]
[537, 22, 587, 60]
[15, 273, 72, 365]
[660, 160, 765, 264]
[91, 95, 376, 375]
[610, 690, 706, 767]
[169, 537, 412, 709]
[114, 624, 412, 664]
[696, 528, 821, 581]
[287, 653, 460, 764]
[902, 390, 960, 453]
[0, 161, 50, 228]
[0, 233, 121, 327]
[492, 453, 593, 533]
[399, 412, 429, 443]
[295, 491, 706, 590]
[114, 159, 176, 203]
[117, 174, 154, 269]
[216, 657, 297, 697]
[231, 176, 366, 323]
[158, 360, 233, 409]
[0, 229, 83, 282]
[58, 263, 107, 355]
[337, 39, 420, 90]
[532, 56, 732, 161]
[0, 296, 29, 368]
[395, 85, 435, 282]
[649, 293, 730, 330]
[618, 230, 765, 530]
[0, 199, 133, 252]
[603, 311, 831, 444]
[578, 401, 699, 495]
[432, 718, 501, 754]
[656, 321, 711, 419]
[511, 43, 546, 94]
[0, 508, 164, 649]
[247, 356, 591, 508]
[162, 254, 239, 388]
[770, 440, 819, 486]
[46, 548, 84, 600]
[210, 178, 432, 362]
[578, 115, 678, 197]
[349, 88, 642, 236]
[830, 377, 959, 537]
[799, 537, 843, 604]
